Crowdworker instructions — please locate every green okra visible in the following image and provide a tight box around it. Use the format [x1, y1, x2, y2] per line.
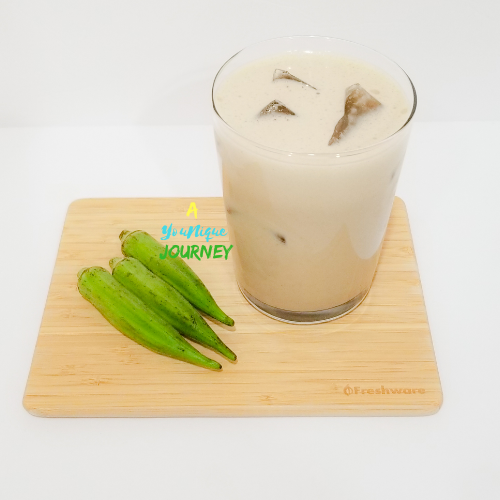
[109, 256, 236, 361]
[120, 230, 234, 327]
[77, 266, 221, 371]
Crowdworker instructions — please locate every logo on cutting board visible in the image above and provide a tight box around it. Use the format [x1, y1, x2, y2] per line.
[343, 384, 426, 396]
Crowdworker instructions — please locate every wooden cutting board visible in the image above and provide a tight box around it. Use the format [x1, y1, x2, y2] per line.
[24, 197, 442, 417]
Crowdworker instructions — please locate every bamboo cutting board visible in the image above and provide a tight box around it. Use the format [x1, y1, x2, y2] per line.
[24, 197, 442, 417]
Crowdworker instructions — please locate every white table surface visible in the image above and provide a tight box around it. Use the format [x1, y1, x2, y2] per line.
[1, 123, 499, 499]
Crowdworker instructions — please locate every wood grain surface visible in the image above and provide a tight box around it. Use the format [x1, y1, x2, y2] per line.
[23, 197, 442, 417]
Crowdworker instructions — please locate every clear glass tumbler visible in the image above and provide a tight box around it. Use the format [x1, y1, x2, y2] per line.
[212, 36, 417, 323]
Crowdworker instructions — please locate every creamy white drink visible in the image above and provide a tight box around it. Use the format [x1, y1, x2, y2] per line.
[213, 37, 415, 322]
[215, 54, 409, 153]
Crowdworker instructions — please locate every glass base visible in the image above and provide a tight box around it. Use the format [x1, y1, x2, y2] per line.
[238, 286, 369, 324]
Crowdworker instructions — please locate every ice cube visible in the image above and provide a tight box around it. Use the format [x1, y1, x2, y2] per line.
[259, 100, 296, 116]
[273, 69, 317, 90]
[328, 84, 381, 145]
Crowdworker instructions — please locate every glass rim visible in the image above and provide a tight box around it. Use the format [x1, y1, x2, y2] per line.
[212, 35, 417, 158]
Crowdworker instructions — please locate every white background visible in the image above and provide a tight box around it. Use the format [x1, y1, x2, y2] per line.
[1, 1, 500, 499]
[1, 0, 499, 126]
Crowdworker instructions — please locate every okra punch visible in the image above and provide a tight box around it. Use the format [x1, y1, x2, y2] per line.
[120, 230, 235, 326]
[77, 267, 222, 371]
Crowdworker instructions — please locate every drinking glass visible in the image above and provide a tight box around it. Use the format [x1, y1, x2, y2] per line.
[212, 36, 416, 323]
